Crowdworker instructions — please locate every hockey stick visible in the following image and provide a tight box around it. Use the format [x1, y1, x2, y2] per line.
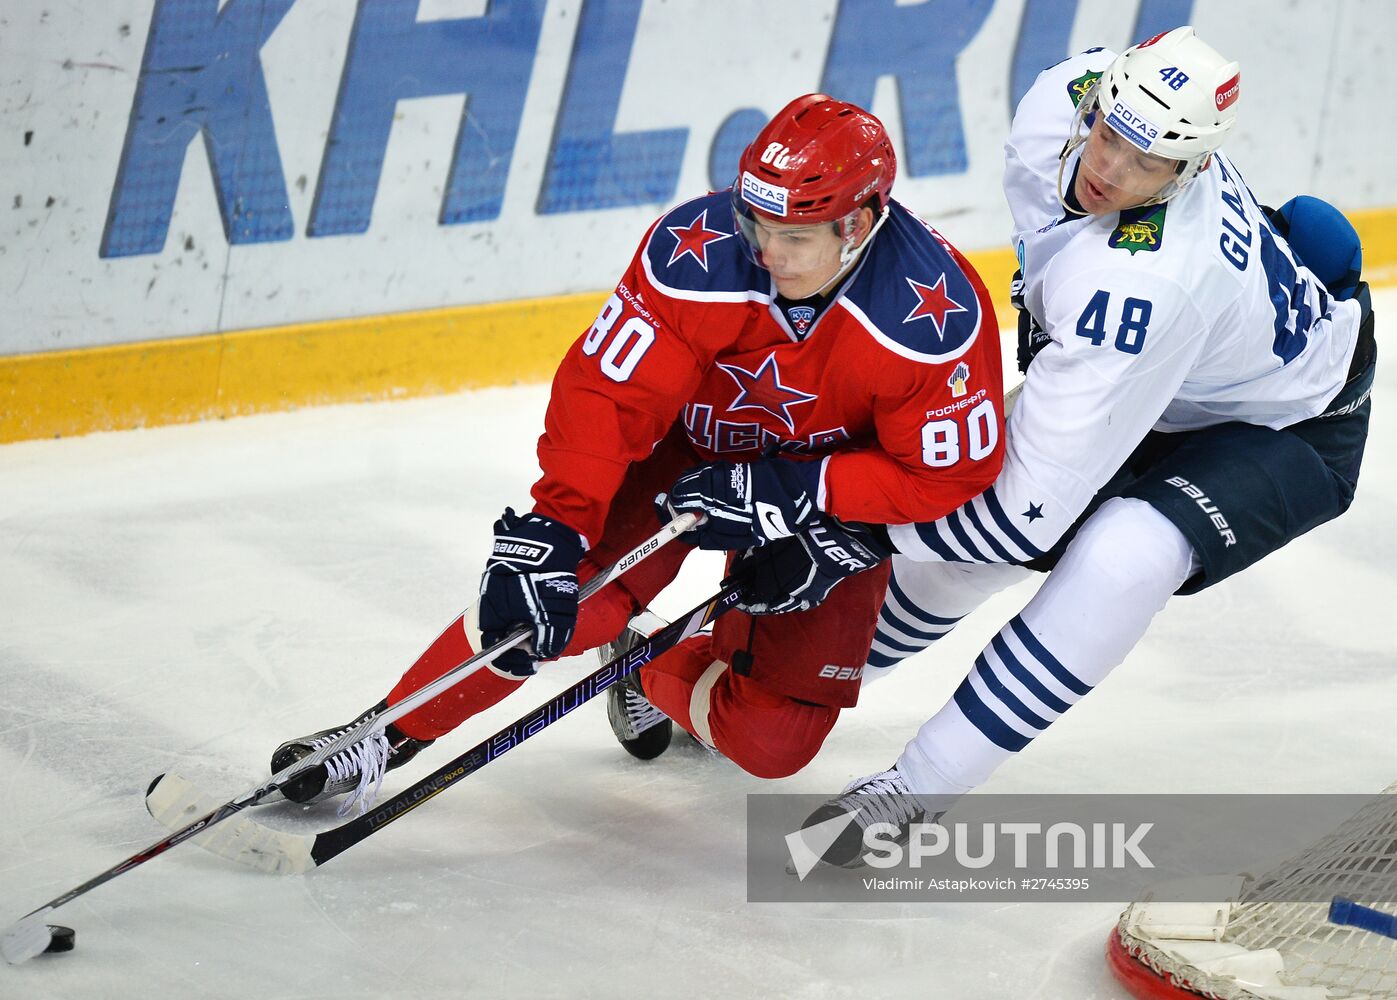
[1330, 897, 1397, 940]
[159, 383, 1028, 879]
[0, 513, 700, 965]
[146, 584, 745, 875]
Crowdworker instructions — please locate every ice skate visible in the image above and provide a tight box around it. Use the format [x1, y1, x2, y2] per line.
[602, 612, 673, 760]
[271, 700, 433, 805]
[791, 767, 927, 871]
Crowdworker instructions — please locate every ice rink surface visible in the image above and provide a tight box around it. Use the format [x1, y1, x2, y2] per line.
[2, 291, 1393, 999]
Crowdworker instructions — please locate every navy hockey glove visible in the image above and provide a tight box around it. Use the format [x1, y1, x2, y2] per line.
[1012, 268, 1050, 374]
[478, 508, 585, 677]
[659, 458, 820, 551]
[730, 515, 892, 615]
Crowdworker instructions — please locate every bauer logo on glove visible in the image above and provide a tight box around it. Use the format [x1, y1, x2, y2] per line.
[491, 537, 555, 566]
[731, 514, 892, 615]
[479, 508, 586, 675]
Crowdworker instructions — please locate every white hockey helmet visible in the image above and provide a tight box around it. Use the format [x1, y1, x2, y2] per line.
[1065, 26, 1240, 205]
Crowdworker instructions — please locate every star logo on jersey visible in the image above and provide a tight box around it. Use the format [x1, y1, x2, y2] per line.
[666, 208, 733, 271]
[717, 353, 817, 433]
[903, 275, 969, 335]
[1022, 502, 1045, 523]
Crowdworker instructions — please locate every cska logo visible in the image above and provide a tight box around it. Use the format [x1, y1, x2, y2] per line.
[718, 353, 817, 433]
[947, 362, 970, 398]
[903, 274, 968, 334]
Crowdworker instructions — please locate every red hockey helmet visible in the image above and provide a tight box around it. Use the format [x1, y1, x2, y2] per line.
[734, 94, 897, 226]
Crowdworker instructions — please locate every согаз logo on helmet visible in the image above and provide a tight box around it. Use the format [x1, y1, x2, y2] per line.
[1103, 101, 1160, 152]
[740, 173, 789, 217]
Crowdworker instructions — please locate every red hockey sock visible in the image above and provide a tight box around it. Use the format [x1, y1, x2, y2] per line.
[386, 574, 641, 742]
[386, 613, 522, 741]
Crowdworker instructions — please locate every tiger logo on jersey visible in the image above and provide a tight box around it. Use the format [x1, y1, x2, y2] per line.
[1068, 70, 1102, 108]
[1109, 204, 1168, 255]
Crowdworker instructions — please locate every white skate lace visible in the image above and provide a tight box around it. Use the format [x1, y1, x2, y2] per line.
[623, 684, 668, 736]
[839, 770, 923, 832]
[309, 729, 393, 817]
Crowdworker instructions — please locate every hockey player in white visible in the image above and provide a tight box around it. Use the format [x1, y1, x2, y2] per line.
[734, 27, 1376, 867]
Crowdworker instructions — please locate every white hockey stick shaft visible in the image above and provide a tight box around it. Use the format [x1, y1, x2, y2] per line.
[319, 510, 701, 761]
[0, 512, 700, 964]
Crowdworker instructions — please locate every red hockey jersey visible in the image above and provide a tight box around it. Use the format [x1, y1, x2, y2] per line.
[531, 191, 1005, 546]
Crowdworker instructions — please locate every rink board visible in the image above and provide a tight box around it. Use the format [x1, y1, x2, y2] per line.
[4, 1, 1396, 442]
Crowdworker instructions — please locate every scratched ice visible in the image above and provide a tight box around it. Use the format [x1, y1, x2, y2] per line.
[3, 292, 1396, 998]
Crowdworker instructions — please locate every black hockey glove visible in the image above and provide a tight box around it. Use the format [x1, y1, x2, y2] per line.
[658, 458, 820, 551]
[729, 515, 893, 615]
[478, 508, 585, 677]
[1012, 268, 1050, 374]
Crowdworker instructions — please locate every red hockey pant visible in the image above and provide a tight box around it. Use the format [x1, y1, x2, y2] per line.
[385, 428, 887, 779]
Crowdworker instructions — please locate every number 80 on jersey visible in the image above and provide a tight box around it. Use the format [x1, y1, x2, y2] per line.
[922, 397, 998, 468]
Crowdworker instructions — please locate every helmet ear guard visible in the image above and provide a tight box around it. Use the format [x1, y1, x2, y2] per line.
[832, 201, 891, 267]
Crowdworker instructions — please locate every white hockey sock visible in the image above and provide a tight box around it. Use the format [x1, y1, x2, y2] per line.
[866, 558, 1031, 683]
[896, 498, 1200, 797]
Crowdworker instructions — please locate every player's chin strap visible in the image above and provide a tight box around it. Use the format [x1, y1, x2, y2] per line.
[808, 203, 892, 299]
[839, 202, 890, 266]
[1055, 83, 1099, 215]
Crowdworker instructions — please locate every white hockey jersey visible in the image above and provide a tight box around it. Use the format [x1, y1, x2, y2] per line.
[891, 49, 1364, 565]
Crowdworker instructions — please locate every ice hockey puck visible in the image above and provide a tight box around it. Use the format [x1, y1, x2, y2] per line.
[43, 925, 75, 953]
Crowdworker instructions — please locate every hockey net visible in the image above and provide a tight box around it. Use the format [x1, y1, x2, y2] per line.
[1107, 782, 1397, 1000]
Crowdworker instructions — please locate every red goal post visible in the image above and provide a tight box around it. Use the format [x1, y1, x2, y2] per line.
[1105, 783, 1397, 1000]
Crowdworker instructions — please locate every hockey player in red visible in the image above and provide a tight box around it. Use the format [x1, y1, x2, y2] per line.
[270, 94, 1006, 802]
